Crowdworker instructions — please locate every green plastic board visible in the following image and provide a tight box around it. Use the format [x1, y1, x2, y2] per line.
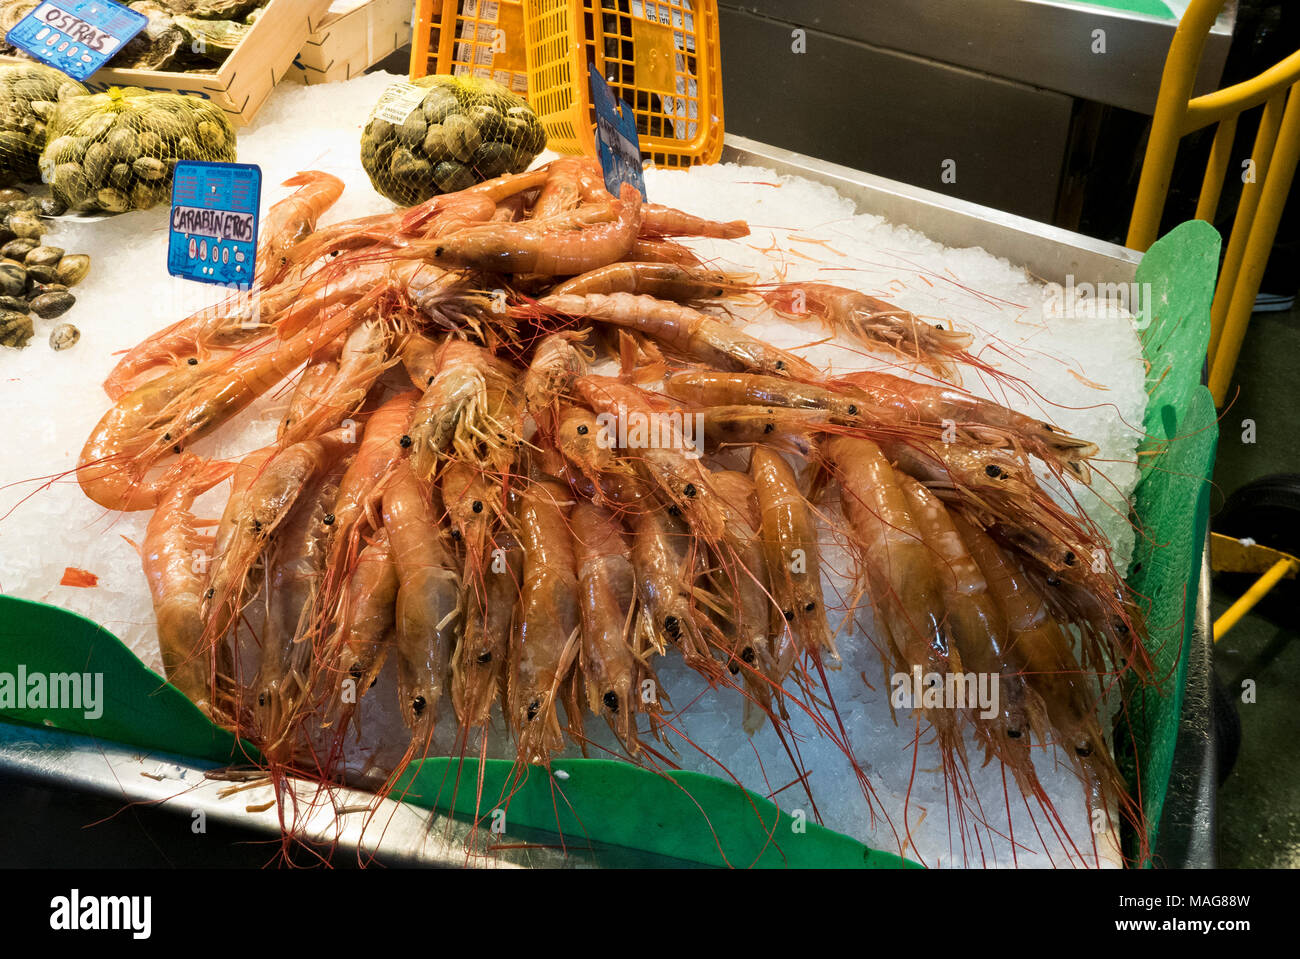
[0, 220, 1220, 867]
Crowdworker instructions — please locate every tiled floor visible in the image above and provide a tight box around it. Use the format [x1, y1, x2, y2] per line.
[1209, 304, 1300, 869]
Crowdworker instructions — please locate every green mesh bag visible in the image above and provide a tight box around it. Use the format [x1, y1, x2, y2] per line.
[360, 75, 547, 206]
[38, 87, 237, 213]
[0, 64, 88, 188]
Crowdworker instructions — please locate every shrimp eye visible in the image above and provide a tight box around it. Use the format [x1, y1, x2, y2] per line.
[667, 505, 681, 517]
[847, 404, 858, 416]
[1075, 743, 1093, 757]
[775, 360, 786, 370]
[427, 376, 434, 386]
[664, 615, 681, 638]
[349, 664, 363, 681]
[472, 500, 484, 513]
[728, 661, 740, 675]
[451, 528, 462, 540]
[683, 483, 696, 497]
[173, 445, 182, 455]
[783, 610, 795, 622]
[1114, 621, 1130, 635]
[741, 646, 756, 664]
[1042, 423, 1055, 432]
[984, 464, 1004, 478]
[1046, 575, 1061, 587]
[764, 422, 775, 433]
[804, 602, 816, 612]
[257, 693, 266, 707]
[163, 433, 171, 441]
[576, 424, 589, 435]
[205, 587, 215, 599]
[323, 513, 335, 525]
[526, 700, 540, 721]
[476, 651, 492, 664]
[934, 324, 944, 331]
[412, 696, 427, 714]
[1006, 727, 1023, 739]
[603, 691, 620, 711]
[434, 246, 445, 257]
[399, 434, 413, 448]
[1063, 551, 1077, 567]
[187, 358, 198, 366]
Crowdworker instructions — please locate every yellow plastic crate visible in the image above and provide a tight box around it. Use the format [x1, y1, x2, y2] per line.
[523, 0, 724, 167]
[409, 0, 531, 95]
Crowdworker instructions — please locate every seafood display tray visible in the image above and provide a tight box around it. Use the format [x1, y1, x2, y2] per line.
[0, 135, 1216, 868]
[0, 0, 333, 125]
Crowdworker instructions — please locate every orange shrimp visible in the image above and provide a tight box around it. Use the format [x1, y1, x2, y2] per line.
[382, 462, 460, 747]
[255, 466, 342, 755]
[419, 183, 643, 275]
[531, 156, 607, 220]
[330, 527, 400, 704]
[750, 447, 834, 666]
[571, 501, 645, 752]
[898, 477, 1046, 784]
[699, 405, 830, 456]
[278, 320, 390, 446]
[956, 513, 1137, 853]
[708, 469, 779, 729]
[543, 293, 821, 381]
[203, 430, 353, 655]
[833, 370, 1099, 482]
[453, 521, 522, 731]
[141, 455, 234, 717]
[407, 339, 518, 478]
[629, 502, 718, 673]
[764, 282, 975, 380]
[551, 262, 742, 302]
[79, 288, 382, 512]
[256, 171, 346, 285]
[640, 203, 749, 239]
[401, 166, 551, 235]
[509, 479, 582, 765]
[664, 369, 876, 424]
[623, 237, 704, 267]
[522, 332, 591, 433]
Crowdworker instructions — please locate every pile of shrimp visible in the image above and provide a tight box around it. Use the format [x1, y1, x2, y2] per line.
[75, 156, 1154, 866]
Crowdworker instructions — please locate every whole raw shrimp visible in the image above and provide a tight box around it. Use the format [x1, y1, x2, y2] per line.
[382, 461, 460, 749]
[509, 479, 582, 765]
[418, 183, 643, 275]
[764, 282, 975, 380]
[542, 293, 821, 381]
[552, 262, 744, 302]
[79, 288, 383, 512]
[141, 455, 234, 718]
[256, 171, 346, 285]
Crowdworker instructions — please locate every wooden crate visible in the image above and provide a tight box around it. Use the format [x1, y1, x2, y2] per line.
[0, 0, 333, 125]
[290, 0, 414, 85]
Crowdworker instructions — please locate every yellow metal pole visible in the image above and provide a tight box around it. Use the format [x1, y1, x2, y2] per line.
[1126, 0, 1225, 252]
[1213, 557, 1300, 640]
[1208, 92, 1285, 361]
[1195, 113, 1238, 222]
[1209, 85, 1300, 404]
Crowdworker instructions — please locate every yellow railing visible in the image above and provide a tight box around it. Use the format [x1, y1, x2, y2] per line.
[1127, 0, 1300, 406]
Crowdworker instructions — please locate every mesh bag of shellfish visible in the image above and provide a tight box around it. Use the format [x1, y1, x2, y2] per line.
[360, 75, 547, 207]
[38, 87, 237, 214]
[0, 64, 88, 188]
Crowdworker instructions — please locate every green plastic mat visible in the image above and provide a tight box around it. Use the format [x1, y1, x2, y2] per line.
[0, 221, 1219, 867]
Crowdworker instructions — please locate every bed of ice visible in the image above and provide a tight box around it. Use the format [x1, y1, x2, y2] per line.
[0, 72, 1146, 868]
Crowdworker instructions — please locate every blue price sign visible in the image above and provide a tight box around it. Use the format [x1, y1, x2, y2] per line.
[167, 161, 261, 288]
[5, 0, 148, 82]
[589, 66, 648, 202]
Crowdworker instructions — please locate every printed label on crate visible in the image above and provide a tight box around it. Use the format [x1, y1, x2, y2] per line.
[369, 80, 427, 125]
[168, 161, 261, 288]
[590, 66, 647, 202]
[5, 0, 148, 82]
